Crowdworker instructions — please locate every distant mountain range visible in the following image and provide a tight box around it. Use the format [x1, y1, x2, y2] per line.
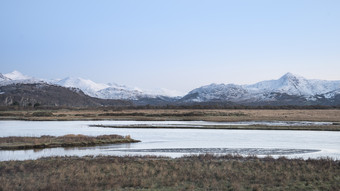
[0, 71, 172, 100]
[180, 73, 340, 106]
[1, 71, 340, 107]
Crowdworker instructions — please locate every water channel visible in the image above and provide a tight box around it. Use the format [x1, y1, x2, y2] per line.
[0, 120, 339, 161]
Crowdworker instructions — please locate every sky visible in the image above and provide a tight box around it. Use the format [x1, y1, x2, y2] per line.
[1, 0, 340, 95]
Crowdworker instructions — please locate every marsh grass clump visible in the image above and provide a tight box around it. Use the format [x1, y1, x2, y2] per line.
[0, 134, 139, 150]
[0, 154, 339, 191]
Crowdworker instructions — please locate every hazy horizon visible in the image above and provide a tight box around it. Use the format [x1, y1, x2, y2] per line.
[1, 1, 340, 94]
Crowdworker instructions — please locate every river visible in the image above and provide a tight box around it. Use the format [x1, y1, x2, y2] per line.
[0, 120, 339, 161]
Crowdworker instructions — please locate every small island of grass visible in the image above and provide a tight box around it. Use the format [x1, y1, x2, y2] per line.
[0, 134, 140, 150]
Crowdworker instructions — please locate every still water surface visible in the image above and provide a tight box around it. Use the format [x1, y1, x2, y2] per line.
[0, 120, 339, 161]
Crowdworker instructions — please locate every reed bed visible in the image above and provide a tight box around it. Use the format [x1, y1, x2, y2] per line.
[0, 154, 339, 191]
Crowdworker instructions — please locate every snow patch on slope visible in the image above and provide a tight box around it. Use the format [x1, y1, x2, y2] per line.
[323, 89, 340, 99]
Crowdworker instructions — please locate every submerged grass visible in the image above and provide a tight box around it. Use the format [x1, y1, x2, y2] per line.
[0, 154, 339, 191]
[0, 134, 139, 150]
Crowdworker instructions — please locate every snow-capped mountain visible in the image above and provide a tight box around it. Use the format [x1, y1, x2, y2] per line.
[55, 77, 110, 98]
[247, 73, 340, 96]
[0, 71, 43, 86]
[181, 73, 340, 105]
[4, 70, 31, 80]
[0, 71, 179, 100]
[97, 86, 145, 100]
[182, 83, 249, 102]
[53, 77, 184, 99]
[1, 70, 340, 106]
[54, 77, 157, 100]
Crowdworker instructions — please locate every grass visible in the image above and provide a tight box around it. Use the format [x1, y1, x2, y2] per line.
[1, 109, 340, 122]
[0, 134, 140, 150]
[0, 154, 339, 191]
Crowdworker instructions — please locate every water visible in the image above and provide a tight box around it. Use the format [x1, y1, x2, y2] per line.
[0, 120, 339, 161]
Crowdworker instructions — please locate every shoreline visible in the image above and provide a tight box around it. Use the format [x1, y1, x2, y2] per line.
[89, 124, 340, 131]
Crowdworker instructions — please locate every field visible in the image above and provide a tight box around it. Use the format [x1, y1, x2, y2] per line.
[0, 154, 339, 191]
[1, 109, 340, 122]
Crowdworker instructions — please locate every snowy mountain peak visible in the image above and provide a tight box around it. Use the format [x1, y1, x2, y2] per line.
[246, 72, 334, 96]
[279, 72, 305, 84]
[281, 72, 300, 79]
[4, 70, 32, 80]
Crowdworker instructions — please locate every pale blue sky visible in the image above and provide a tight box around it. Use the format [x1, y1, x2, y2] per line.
[1, 0, 340, 94]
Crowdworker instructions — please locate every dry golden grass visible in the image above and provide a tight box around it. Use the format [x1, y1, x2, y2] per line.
[1, 109, 340, 122]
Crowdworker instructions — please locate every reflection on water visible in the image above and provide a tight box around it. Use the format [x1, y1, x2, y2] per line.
[0, 120, 339, 161]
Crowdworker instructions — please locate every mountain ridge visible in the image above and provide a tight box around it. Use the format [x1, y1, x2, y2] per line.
[0, 83, 131, 107]
[1, 71, 340, 106]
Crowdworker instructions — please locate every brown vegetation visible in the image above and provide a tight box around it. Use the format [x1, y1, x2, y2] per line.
[1, 109, 340, 122]
[0, 134, 139, 150]
[0, 154, 339, 191]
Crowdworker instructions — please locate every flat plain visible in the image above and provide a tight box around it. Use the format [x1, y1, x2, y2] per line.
[1, 109, 340, 122]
